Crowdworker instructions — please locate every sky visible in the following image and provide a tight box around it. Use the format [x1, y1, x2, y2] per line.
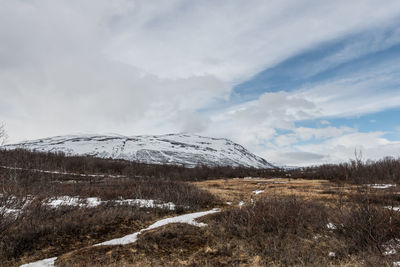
[1, 0, 400, 166]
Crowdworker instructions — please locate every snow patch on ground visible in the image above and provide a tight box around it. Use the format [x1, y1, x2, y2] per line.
[0, 207, 20, 216]
[385, 206, 400, 212]
[0, 197, 32, 217]
[46, 196, 176, 210]
[96, 208, 220, 246]
[20, 257, 57, 267]
[114, 199, 176, 210]
[20, 208, 219, 267]
[238, 201, 245, 207]
[326, 222, 337, 230]
[46, 196, 101, 208]
[383, 239, 400, 256]
[252, 190, 264, 195]
[2, 197, 176, 218]
[364, 184, 396, 189]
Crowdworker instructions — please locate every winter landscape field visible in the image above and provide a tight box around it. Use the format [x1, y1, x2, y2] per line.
[1, 142, 400, 266]
[3, 1, 400, 266]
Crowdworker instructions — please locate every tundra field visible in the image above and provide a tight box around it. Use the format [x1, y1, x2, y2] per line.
[1, 150, 400, 266]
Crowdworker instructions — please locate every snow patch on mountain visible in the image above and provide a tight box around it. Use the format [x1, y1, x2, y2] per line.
[2, 133, 275, 169]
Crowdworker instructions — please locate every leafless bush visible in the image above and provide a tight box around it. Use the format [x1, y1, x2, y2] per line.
[203, 195, 400, 265]
[0, 149, 222, 264]
[137, 223, 209, 256]
[0, 124, 7, 145]
[206, 197, 330, 265]
[334, 194, 400, 255]
[48, 194, 400, 266]
[0, 201, 173, 264]
[0, 149, 284, 182]
[289, 156, 400, 184]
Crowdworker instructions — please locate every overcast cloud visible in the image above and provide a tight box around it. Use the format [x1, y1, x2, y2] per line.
[1, 0, 400, 166]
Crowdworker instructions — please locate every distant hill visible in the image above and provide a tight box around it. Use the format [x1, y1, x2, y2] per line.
[2, 133, 276, 169]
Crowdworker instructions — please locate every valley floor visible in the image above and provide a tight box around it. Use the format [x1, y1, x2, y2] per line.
[16, 177, 400, 267]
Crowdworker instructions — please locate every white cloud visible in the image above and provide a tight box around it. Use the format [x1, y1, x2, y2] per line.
[294, 60, 400, 118]
[106, 0, 400, 82]
[1, 1, 400, 166]
[275, 135, 298, 147]
[257, 132, 400, 166]
[294, 132, 400, 165]
[205, 83, 399, 165]
[0, 1, 232, 142]
[294, 126, 355, 141]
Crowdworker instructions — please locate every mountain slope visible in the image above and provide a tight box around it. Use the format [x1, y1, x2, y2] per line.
[2, 134, 275, 168]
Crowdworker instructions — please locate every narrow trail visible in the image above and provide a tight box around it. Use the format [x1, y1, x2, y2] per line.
[20, 208, 220, 267]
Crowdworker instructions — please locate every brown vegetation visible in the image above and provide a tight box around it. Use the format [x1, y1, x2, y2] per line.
[2, 149, 400, 266]
[0, 150, 220, 266]
[57, 195, 400, 266]
[289, 155, 400, 184]
[0, 149, 284, 182]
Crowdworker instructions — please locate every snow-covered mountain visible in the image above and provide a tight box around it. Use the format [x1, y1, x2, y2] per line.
[2, 134, 275, 168]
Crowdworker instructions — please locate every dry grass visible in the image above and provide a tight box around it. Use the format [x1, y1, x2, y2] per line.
[194, 177, 400, 208]
[193, 178, 358, 206]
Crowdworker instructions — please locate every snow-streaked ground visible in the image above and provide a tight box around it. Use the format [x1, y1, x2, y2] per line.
[1, 197, 177, 218]
[20, 257, 57, 267]
[326, 222, 337, 230]
[19, 208, 220, 267]
[45, 196, 176, 210]
[385, 206, 400, 211]
[0, 165, 125, 178]
[2, 133, 275, 168]
[96, 208, 219, 246]
[46, 196, 101, 208]
[252, 189, 264, 195]
[364, 184, 396, 189]
[383, 238, 400, 256]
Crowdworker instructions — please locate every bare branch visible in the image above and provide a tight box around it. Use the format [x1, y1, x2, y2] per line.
[0, 123, 8, 145]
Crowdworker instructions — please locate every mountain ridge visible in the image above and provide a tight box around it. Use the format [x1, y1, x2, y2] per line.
[2, 133, 276, 169]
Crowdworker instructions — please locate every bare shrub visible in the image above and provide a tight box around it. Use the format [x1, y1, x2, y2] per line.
[0, 149, 284, 182]
[0, 123, 7, 145]
[289, 156, 400, 184]
[137, 223, 209, 256]
[0, 202, 172, 264]
[0, 149, 221, 264]
[335, 194, 400, 255]
[52, 195, 400, 266]
[206, 197, 330, 266]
